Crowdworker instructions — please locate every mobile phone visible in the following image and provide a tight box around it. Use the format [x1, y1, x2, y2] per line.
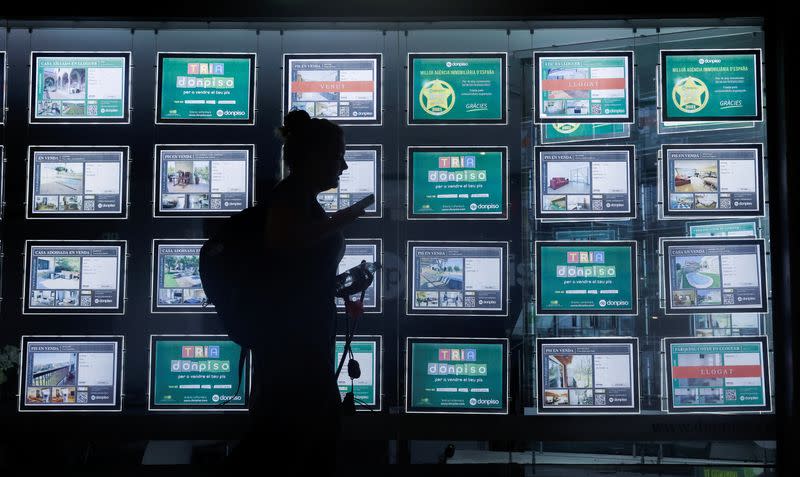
[352, 194, 375, 211]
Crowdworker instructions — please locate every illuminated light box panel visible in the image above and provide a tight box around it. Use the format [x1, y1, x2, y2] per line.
[19, 335, 124, 412]
[406, 241, 509, 317]
[534, 51, 635, 124]
[23, 240, 127, 315]
[335, 335, 382, 412]
[283, 53, 382, 126]
[660, 49, 763, 123]
[406, 337, 508, 414]
[147, 335, 251, 411]
[26, 146, 130, 220]
[151, 239, 213, 314]
[156, 52, 256, 125]
[660, 237, 768, 315]
[407, 52, 507, 125]
[316, 145, 382, 218]
[153, 144, 254, 218]
[662, 336, 772, 414]
[407, 146, 508, 220]
[660, 144, 765, 220]
[537, 337, 640, 414]
[337, 239, 382, 314]
[535, 240, 639, 316]
[29, 51, 131, 124]
[534, 145, 636, 221]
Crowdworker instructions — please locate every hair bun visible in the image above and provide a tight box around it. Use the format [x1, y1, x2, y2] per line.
[280, 109, 312, 139]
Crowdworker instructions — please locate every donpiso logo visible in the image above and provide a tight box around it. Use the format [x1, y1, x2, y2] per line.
[469, 398, 477, 406]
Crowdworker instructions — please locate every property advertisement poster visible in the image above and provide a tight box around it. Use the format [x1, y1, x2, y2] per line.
[662, 144, 764, 218]
[409, 53, 506, 124]
[664, 336, 771, 413]
[660, 49, 762, 122]
[151, 240, 211, 313]
[335, 336, 381, 411]
[336, 239, 381, 313]
[27, 147, 129, 219]
[155, 145, 253, 217]
[535, 145, 635, 220]
[285, 54, 381, 124]
[20, 336, 123, 412]
[406, 338, 507, 414]
[30, 52, 130, 123]
[408, 147, 507, 219]
[157, 53, 255, 124]
[663, 238, 768, 315]
[408, 241, 507, 316]
[536, 241, 638, 315]
[149, 336, 249, 411]
[540, 123, 630, 144]
[538, 338, 639, 413]
[534, 51, 634, 124]
[317, 145, 381, 217]
[24, 241, 126, 315]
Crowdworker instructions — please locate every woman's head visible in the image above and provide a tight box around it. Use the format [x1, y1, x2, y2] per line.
[278, 109, 346, 192]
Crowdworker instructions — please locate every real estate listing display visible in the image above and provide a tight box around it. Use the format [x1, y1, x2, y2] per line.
[538, 337, 640, 414]
[23, 240, 126, 315]
[662, 144, 764, 218]
[534, 51, 634, 124]
[19, 336, 123, 412]
[535, 145, 635, 220]
[408, 146, 507, 219]
[335, 336, 381, 411]
[408, 53, 507, 124]
[408, 241, 508, 316]
[317, 145, 381, 217]
[406, 337, 508, 414]
[156, 52, 256, 125]
[1, 51, 6, 125]
[664, 336, 771, 413]
[30, 52, 130, 124]
[662, 238, 768, 315]
[536, 241, 638, 315]
[688, 220, 759, 238]
[148, 335, 250, 411]
[151, 239, 211, 314]
[27, 146, 129, 219]
[540, 123, 630, 144]
[693, 314, 762, 337]
[284, 54, 381, 125]
[660, 49, 762, 122]
[337, 239, 381, 313]
[154, 145, 253, 217]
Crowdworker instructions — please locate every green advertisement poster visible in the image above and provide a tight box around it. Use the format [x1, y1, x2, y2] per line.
[407, 339, 507, 413]
[150, 338, 248, 409]
[157, 53, 255, 124]
[409, 148, 506, 218]
[409, 53, 506, 124]
[667, 337, 770, 412]
[541, 123, 630, 144]
[688, 221, 758, 237]
[537, 241, 637, 315]
[535, 51, 634, 123]
[335, 338, 379, 409]
[661, 50, 762, 122]
[32, 53, 129, 123]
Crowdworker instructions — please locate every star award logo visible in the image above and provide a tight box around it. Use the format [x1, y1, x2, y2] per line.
[419, 79, 455, 116]
[671, 76, 709, 114]
[553, 123, 580, 134]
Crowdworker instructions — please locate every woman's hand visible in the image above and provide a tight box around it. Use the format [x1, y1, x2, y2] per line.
[331, 193, 375, 225]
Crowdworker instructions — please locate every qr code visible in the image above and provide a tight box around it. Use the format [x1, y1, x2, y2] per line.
[725, 389, 737, 401]
[339, 106, 350, 116]
[723, 294, 735, 305]
[591, 103, 602, 114]
[88, 104, 98, 116]
[77, 392, 88, 403]
[464, 296, 476, 307]
[592, 199, 603, 210]
[595, 393, 606, 405]
[720, 198, 731, 209]
[84, 200, 95, 211]
[80, 296, 92, 307]
[210, 199, 222, 209]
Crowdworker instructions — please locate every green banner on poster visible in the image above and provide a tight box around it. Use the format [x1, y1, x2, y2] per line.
[689, 222, 757, 237]
[410, 54, 505, 123]
[335, 339, 377, 406]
